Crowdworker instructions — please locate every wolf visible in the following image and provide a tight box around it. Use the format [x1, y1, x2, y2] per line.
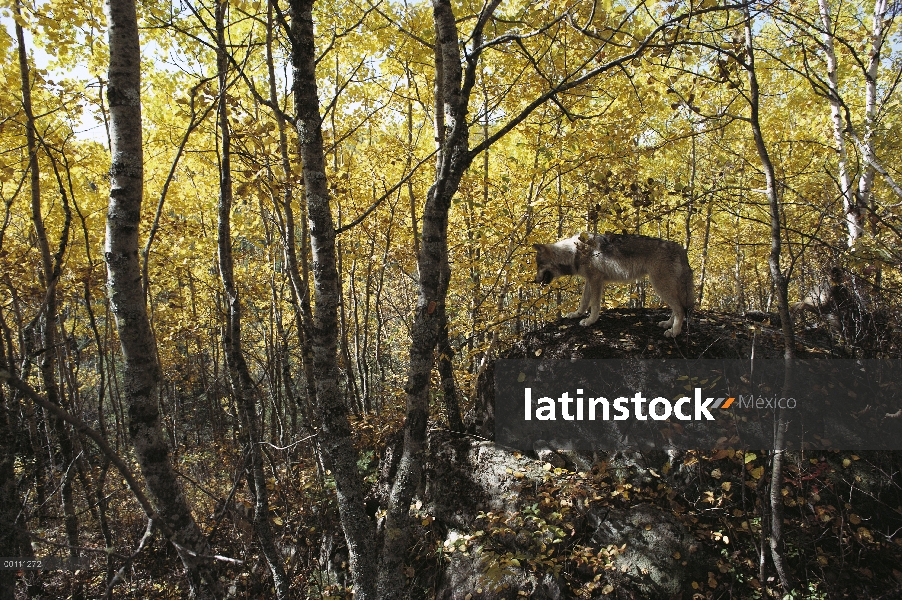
[533, 232, 695, 337]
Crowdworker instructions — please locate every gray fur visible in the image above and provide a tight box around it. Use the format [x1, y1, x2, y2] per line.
[533, 232, 695, 337]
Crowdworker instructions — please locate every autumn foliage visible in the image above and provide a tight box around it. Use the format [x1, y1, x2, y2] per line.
[1, 0, 901, 597]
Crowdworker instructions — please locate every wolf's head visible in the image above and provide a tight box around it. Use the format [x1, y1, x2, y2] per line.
[532, 242, 574, 285]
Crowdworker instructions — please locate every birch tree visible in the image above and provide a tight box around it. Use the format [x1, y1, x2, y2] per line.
[742, 8, 795, 593]
[855, 0, 890, 216]
[783, 0, 896, 245]
[104, 0, 223, 595]
[288, 0, 378, 595]
[213, 1, 289, 595]
[817, 0, 859, 246]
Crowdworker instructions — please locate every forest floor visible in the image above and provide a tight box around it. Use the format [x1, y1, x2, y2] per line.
[16, 308, 902, 599]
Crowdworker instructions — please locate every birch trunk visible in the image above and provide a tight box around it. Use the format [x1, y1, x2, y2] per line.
[817, 0, 860, 246]
[266, 0, 318, 421]
[13, 0, 48, 531]
[377, 1, 500, 594]
[289, 0, 377, 596]
[857, 0, 888, 214]
[16, 0, 82, 557]
[104, 0, 221, 595]
[743, 12, 796, 594]
[214, 2, 288, 596]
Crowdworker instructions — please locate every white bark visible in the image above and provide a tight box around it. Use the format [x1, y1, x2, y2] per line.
[105, 0, 221, 595]
[857, 0, 889, 215]
[289, 0, 377, 596]
[817, 0, 860, 246]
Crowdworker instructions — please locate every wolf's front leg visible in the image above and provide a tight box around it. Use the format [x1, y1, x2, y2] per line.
[580, 280, 603, 326]
[565, 280, 591, 319]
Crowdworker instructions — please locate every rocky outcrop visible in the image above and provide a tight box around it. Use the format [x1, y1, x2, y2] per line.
[418, 430, 712, 599]
[587, 503, 705, 598]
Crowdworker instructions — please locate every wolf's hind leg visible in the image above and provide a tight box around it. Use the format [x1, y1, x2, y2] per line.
[580, 280, 602, 326]
[651, 275, 685, 336]
[664, 308, 685, 337]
